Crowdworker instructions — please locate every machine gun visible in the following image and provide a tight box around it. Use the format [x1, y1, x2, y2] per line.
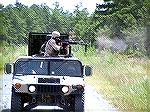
[28, 32, 88, 57]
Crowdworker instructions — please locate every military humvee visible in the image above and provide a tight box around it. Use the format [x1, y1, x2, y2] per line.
[5, 32, 92, 112]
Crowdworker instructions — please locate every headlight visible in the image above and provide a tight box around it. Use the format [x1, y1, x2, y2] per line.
[28, 85, 36, 93]
[62, 86, 69, 93]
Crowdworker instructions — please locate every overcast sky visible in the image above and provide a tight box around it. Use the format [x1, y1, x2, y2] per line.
[0, 0, 103, 13]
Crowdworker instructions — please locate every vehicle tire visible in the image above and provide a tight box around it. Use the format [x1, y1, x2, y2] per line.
[11, 88, 23, 112]
[74, 93, 85, 112]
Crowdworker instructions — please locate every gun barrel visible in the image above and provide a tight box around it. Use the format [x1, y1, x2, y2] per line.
[68, 41, 86, 45]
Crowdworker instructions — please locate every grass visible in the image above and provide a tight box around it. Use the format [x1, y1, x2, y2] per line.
[0, 44, 27, 74]
[75, 46, 150, 112]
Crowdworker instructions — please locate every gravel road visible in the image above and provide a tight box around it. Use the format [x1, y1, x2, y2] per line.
[0, 74, 117, 112]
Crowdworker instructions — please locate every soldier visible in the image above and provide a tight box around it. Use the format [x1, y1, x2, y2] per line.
[44, 31, 62, 57]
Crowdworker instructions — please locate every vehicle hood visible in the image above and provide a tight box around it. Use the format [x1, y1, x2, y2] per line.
[13, 75, 85, 85]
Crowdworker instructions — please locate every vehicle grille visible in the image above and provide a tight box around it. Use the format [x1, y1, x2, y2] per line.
[36, 85, 63, 93]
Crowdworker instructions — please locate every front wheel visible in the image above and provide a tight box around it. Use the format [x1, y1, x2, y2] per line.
[74, 93, 85, 112]
[11, 88, 23, 112]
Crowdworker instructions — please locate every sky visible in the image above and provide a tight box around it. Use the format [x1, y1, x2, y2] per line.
[0, 0, 103, 13]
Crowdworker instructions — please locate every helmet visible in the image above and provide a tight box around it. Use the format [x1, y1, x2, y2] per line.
[52, 31, 60, 38]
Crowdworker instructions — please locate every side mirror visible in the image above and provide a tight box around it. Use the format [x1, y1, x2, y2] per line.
[5, 63, 12, 74]
[84, 65, 92, 76]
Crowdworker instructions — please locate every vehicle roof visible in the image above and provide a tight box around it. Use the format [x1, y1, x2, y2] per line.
[15, 55, 80, 62]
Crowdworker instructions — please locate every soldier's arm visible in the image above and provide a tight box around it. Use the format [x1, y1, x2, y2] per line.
[48, 39, 61, 51]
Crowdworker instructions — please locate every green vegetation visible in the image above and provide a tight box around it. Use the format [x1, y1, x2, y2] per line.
[0, 2, 96, 45]
[0, 44, 27, 74]
[96, 0, 150, 57]
[0, 1, 149, 55]
[0, 0, 150, 111]
[75, 47, 150, 111]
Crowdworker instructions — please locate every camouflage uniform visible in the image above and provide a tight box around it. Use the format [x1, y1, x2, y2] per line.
[44, 38, 61, 57]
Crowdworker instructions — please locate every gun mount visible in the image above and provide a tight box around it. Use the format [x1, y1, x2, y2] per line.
[28, 32, 88, 57]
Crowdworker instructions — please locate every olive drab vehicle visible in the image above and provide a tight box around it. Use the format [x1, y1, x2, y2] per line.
[5, 32, 92, 112]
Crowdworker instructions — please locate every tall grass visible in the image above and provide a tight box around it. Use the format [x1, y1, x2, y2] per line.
[0, 44, 27, 74]
[75, 46, 150, 111]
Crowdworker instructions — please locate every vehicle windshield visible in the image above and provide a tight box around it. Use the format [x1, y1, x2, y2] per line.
[15, 59, 82, 77]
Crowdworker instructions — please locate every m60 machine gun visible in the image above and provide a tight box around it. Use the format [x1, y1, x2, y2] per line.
[28, 32, 88, 56]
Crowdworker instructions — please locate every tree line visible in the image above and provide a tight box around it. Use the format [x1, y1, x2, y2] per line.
[0, 1, 149, 56]
[0, 2, 96, 45]
[96, 0, 150, 56]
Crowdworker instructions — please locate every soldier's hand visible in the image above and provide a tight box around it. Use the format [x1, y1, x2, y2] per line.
[57, 42, 62, 46]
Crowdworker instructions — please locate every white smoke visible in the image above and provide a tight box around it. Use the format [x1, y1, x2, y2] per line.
[97, 36, 127, 53]
[97, 36, 113, 50]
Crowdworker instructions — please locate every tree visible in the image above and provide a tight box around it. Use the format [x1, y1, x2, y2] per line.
[1, 1, 96, 45]
[40, 4, 51, 32]
[72, 4, 97, 44]
[49, 2, 64, 32]
[95, 0, 145, 38]
[94, 0, 148, 54]
[30, 4, 45, 32]
[143, 0, 150, 57]
[2, 3, 27, 44]
[0, 4, 4, 42]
